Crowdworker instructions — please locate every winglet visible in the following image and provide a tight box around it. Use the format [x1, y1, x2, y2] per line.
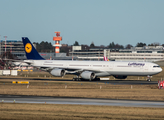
[22, 37, 44, 60]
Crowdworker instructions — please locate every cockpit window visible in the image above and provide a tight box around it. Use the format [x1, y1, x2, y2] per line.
[153, 66, 160, 68]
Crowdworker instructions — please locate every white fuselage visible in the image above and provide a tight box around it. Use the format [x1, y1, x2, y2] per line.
[24, 60, 162, 77]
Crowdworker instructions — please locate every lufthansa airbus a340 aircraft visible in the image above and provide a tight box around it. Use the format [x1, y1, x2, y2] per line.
[22, 37, 162, 81]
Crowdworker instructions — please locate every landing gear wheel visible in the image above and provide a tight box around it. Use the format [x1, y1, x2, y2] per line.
[147, 79, 151, 82]
[72, 77, 81, 81]
[95, 77, 100, 81]
[76, 78, 79, 81]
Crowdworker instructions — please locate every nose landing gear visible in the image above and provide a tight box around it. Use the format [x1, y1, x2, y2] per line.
[147, 75, 152, 82]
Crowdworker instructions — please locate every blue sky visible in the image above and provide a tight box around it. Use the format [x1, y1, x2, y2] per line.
[0, 0, 164, 47]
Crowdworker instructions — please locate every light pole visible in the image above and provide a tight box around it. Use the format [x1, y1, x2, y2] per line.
[0, 35, 2, 55]
[4, 36, 7, 60]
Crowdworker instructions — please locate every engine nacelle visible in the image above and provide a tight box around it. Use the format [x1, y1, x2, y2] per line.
[81, 71, 95, 80]
[50, 69, 65, 77]
[113, 75, 127, 79]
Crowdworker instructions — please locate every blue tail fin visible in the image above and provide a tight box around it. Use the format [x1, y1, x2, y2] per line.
[22, 37, 44, 60]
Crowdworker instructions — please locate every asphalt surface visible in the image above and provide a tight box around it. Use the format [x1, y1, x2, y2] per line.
[0, 77, 158, 85]
[0, 95, 164, 108]
[99, 80, 158, 85]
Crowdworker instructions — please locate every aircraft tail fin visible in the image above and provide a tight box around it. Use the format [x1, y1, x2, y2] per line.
[22, 37, 44, 60]
[104, 56, 109, 61]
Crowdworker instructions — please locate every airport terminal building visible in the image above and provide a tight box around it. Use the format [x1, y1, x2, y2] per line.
[0, 40, 75, 60]
[69, 46, 164, 62]
[0, 40, 25, 59]
[0, 40, 164, 62]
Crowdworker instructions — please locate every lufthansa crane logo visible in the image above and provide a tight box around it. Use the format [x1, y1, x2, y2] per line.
[25, 43, 32, 53]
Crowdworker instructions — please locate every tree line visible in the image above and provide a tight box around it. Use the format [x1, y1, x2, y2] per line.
[33, 41, 164, 53]
[33, 41, 54, 52]
[73, 41, 164, 49]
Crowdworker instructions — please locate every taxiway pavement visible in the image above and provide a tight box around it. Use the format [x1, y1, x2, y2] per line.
[0, 77, 158, 85]
[0, 95, 164, 108]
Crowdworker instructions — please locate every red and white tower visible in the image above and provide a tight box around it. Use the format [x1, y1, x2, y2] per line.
[53, 32, 62, 53]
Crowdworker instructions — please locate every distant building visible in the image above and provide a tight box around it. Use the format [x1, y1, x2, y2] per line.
[0, 40, 25, 59]
[1, 40, 163, 62]
[0, 40, 24, 53]
[0, 40, 75, 60]
[69, 47, 104, 60]
[108, 46, 164, 62]
[70, 45, 164, 62]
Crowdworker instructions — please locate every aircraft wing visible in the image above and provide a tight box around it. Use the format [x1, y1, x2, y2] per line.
[38, 66, 105, 74]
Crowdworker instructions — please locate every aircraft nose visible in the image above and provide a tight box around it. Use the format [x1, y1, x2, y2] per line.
[159, 67, 162, 72]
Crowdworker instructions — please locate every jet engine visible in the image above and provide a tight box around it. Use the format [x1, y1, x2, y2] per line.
[50, 68, 65, 77]
[81, 71, 95, 80]
[113, 75, 127, 79]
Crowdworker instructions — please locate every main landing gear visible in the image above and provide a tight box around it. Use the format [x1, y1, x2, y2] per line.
[72, 75, 81, 81]
[72, 76, 100, 81]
